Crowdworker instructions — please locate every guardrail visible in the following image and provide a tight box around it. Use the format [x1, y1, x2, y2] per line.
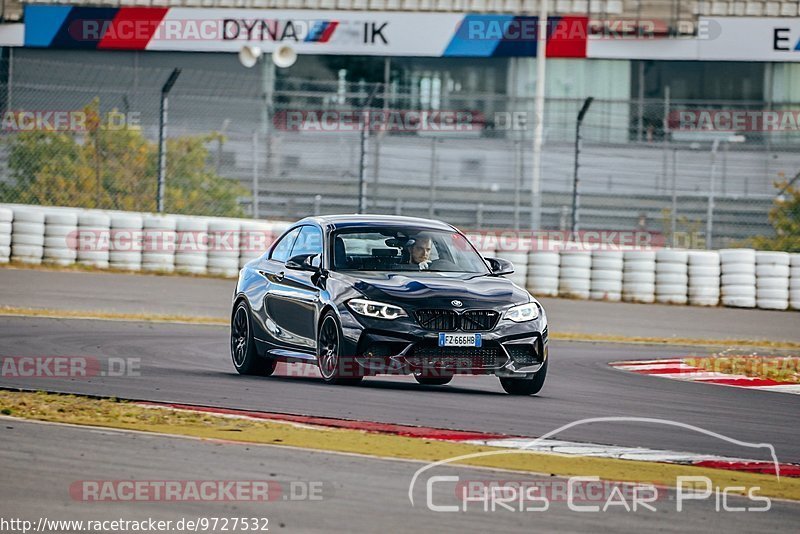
[1, 204, 797, 311]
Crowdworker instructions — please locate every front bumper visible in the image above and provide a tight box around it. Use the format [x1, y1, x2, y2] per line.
[339, 307, 548, 377]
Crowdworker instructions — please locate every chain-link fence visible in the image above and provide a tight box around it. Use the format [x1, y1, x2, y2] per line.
[1, 53, 798, 249]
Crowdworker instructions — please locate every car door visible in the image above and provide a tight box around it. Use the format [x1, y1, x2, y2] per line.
[257, 226, 301, 351]
[263, 225, 322, 355]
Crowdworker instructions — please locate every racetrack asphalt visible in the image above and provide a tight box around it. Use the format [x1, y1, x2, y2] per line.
[0, 316, 798, 463]
[3, 418, 799, 532]
[1, 267, 799, 342]
[3, 268, 800, 532]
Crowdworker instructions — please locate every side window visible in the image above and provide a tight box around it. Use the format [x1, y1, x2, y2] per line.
[290, 226, 323, 258]
[269, 227, 301, 263]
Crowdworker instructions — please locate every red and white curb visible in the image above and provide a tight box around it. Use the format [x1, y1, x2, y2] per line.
[137, 401, 800, 478]
[609, 358, 800, 395]
[461, 437, 799, 477]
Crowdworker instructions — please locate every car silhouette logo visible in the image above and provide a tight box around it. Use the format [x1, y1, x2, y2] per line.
[451, 300, 463, 307]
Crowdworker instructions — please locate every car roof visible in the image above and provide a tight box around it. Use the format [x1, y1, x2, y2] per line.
[297, 214, 457, 232]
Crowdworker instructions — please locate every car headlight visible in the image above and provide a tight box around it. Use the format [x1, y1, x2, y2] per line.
[504, 302, 539, 322]
[347, 299, 407, 320]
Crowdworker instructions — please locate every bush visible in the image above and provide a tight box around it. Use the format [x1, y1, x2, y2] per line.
[0, 100, 248, 218]
[749, 179, 800, 252]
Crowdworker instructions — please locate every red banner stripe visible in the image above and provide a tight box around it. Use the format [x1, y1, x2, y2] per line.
[546, 16, 588, 58]
[98, 7, 169, 50]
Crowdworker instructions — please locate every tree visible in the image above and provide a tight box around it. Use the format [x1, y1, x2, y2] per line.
[749, 180, 800, 252]
[1, 100, 248, 217]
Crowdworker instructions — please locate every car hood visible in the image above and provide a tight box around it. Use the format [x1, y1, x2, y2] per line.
[338, 271, 531, 310]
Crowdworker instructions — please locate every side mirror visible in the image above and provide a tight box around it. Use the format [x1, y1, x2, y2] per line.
[286, 253, 322, 272]
[485, 257, 514, 276]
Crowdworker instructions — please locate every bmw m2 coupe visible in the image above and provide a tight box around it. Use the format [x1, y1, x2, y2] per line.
[230, 215, 548, 395]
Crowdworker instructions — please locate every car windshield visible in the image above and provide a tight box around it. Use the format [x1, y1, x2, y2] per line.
[331, 228, 489, 274]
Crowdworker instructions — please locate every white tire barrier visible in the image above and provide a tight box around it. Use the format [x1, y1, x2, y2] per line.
[109, 213, 143, 271]
[559, 252, 591, 269]
[656, 249, 688, 305]
[526, 251, 559, 297]
[559, 249, 591, 299]
[719, 248, 756, 308]
[688, 251, 720, 306]
[496, 250, 528, 288]
[591, 250, 622, 301]
[142, 215, 176, 273]
[4, 204, 800, 314]
[11, 208, 45, 264]
[622, 250, 656, 303]
[654, 249, 688, 264]
[12, 233, 44, 246]
[656, 272, 689, 285]
[77, 211, 110, 268]
[43, 211, 78, 266]
[756, 264, 791, 278]
[756, 251, 790, 310]
[719, 249, 756, 271]
[790, 291, 800, 311]
[175, 217, 208, 275]
[464, 232, 496, 258]
[791, 254, 800, 311]
[590, 280, 622, 301]
[239, 221, 274, 269]
[592, 269, 624, 281]
[591, 254, 624, 271]
[207, 220, 240, 277]
[0, 208, 10, 263]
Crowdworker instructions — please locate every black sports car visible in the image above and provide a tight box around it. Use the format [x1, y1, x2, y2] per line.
[230, 215, 549, 395]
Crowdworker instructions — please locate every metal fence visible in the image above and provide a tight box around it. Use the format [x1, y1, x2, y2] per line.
[1, 54, 798, 249]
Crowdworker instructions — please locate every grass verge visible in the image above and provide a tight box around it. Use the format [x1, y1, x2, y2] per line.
[685, 356, 800, 383]
[0, 390, 798, 501]
[0, 306, 227, 326]
[0, 260, 234, 280]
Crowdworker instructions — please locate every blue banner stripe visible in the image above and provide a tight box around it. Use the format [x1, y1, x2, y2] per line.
[492, 16, 541, 57]
[305, 21, 328, 43]
[49, 7, 120, 49]
[24, 5, 72, 47]
[443, 15, 514, 57]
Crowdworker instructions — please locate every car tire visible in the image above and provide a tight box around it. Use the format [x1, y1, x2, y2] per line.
[231, 300, 276, 376]
[499, 359, 547, 396]
[317, 311, 363, 386]
[414, 374, 453, 386]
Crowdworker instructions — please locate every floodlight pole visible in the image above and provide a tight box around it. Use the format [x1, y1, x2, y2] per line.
[705, 138, 721, 249]
[571, 96, 594, 234]
[358, 84, 380, 214]
[530, 0, 548, 232]
[157, 68, 181, 214]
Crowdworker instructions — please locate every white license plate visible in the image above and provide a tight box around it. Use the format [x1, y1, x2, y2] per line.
[438, 333, 482, 347]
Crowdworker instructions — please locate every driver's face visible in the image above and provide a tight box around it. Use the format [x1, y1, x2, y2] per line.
[410, 238, 432, 264]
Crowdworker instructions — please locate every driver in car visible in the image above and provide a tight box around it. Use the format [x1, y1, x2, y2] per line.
[407, 235, 433, 270]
